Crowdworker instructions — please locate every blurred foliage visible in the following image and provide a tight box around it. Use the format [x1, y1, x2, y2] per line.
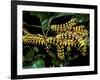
[74, 14, 89, 23]
[32, 59, 45, 68]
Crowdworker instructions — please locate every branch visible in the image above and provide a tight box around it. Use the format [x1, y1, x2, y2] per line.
[23, 22, 41, 28]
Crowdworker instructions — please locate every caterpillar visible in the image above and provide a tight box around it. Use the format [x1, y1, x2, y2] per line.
[23, 30, 88, 60]
[23, 18, 89, 60]
[50, 18, 77, 33]
[23, 34, 46, 45]
[78, 38, 89, 56]
[50, 18, 88, 36]
[57, 45, 65, 60]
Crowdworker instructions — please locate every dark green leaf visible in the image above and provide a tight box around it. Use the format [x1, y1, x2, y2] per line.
[51, 58, 60, 66]
[24, 47, 34, 61]
[31, 12, 51, 31]
[74, 14, 89, 23]
[32, 59, 45, 68]
[41, 18, 50, 30]
[31, 12, 76, 31]
[51, 13, 75, 20]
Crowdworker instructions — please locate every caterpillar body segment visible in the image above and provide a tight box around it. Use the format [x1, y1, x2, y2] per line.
[23, 34, 46, 45]
[57, 45, 65, 60]
[77, 38, 89, 56]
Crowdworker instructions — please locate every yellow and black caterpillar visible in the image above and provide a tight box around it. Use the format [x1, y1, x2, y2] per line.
[23, 32, 88, 60]
[23, 34, 46, 45]
[23, 18, 89, 60]
[50, 18, 88, 36]
[50, 18, 77, 33]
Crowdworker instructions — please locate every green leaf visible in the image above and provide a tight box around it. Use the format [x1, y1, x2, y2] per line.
[32, 59, 45, 68]
[51, 58, 60, 66]
[74, 14, 89, 23]
[31, 12, 76, 31]
[41, 18, 50, 31]
[31, 12, 51, 31]
[51, 13, 75, 20]
[24, 47, 34, 61]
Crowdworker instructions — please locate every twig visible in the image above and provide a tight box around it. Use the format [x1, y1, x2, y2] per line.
[23, 28, 30, 34]
[23, 22, 41, 28]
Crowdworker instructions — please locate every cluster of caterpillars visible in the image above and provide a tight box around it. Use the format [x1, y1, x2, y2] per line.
[23, 18, 89, 60]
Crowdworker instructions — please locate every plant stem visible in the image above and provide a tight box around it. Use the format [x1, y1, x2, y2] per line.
[46, 18, 52, 36]
[23, 22, 41, 28]
[39, 14, 47, 39]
